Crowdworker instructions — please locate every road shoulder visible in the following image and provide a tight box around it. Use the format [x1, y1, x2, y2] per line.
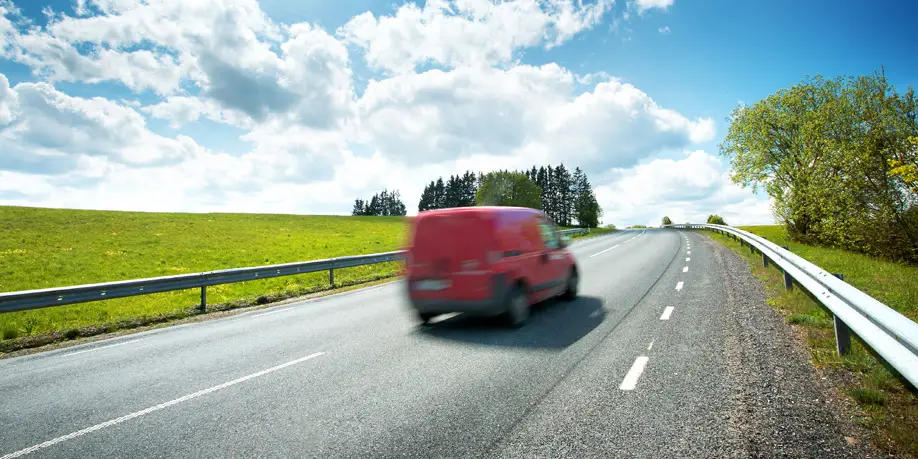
[708, 234, 884, 457]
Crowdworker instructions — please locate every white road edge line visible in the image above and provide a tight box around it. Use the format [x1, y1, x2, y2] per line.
[660, 306, 675, 320]
[352, 285, 386, 296]
[686, 257, 691, 262]
[676, 281, 684, 291]
[647, 341, 654, 351]
[619, 356, 650, 391]
[1, 352, 325, 459]
[590, 244, 620, 258]
[65, 339, 141, 357]
[251, 308, 292, 318]
[683, 266, 688, 273]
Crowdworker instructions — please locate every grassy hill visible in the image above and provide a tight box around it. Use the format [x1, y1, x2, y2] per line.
[0, 206, 408, 342]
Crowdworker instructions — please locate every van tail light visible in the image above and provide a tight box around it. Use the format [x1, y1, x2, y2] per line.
[487, 251, 503, 266]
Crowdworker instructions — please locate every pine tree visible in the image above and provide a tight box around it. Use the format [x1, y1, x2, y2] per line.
[418, 181, 435, 212]
[445, 175, 461, 208]
[574, 173, 601, 228]
[459, 171, 477, 206]
[389, 190, 407, 216]
[434, 177, 446, 209]
[554, 164, 572, 226]
[571, 167, 585, 226]
[544, 165, 556, 222]
[367, 193, 380, 216]
[352, 199, 365, 216]
[379, 190, 390, 216]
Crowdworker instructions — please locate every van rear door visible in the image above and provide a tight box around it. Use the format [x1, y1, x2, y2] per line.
[408, 211, 497, 299]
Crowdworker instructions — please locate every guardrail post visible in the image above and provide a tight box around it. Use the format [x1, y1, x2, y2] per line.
[831, 273, 852, 356]
[762, 251, 769, 268]
[329, 259, 336, 287]
[783, 270, 793, 291]
[199, 286, 206, 312]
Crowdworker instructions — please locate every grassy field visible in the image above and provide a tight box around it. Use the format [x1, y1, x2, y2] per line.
[0, 206, 408, 348]
[706, 225, 918, 457]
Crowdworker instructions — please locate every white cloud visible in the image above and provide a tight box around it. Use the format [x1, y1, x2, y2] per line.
[595, 150, 775, 227]
[0, 80, 200, 170]
[632, 0, 674, 14]
[0, 0, 771, 226]
[2, 0, 355, 129]
[0, 1, 18, 53]
[0, 73, 18, 124]
[339, 0, 613, 74]
[358, 63, 714, 175]
[658, 26, 670, 34]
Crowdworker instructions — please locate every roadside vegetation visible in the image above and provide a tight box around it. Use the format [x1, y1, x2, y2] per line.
[720, 70, 918, 264]
[706, 225, 918, 457]
[0, 206, 408, 351]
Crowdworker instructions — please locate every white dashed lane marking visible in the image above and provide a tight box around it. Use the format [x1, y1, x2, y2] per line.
[660, 307, 675, 320]
[620, 356, 650, 391]
[65, 339, 142, 357]
[591, 244, 620, 258]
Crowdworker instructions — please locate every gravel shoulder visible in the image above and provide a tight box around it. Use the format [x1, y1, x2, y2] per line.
[709, 233, 886, 458]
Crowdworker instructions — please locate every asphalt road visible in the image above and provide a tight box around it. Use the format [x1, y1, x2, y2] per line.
[0, 229, 876, 458]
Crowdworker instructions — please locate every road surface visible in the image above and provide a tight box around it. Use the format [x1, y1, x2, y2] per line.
[0, 229, 876, 458]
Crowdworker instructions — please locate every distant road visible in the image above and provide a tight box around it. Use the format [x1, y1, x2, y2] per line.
[0, 230, 873, 458]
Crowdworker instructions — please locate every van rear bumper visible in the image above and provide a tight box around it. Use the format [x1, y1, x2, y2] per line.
[411, 298, 505, 316]
[408, 273, 509, 316]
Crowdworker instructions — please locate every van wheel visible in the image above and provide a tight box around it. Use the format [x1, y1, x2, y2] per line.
[561, 269, 578, 301]
[503, 286, 529, 328]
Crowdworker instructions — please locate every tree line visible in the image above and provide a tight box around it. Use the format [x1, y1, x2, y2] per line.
[351, 189, 407, 216]
[720, 69, 918, 262]
[417, 164, 602, 227]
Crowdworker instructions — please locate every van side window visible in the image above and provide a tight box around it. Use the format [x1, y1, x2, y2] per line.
[538, 221, 560, 250]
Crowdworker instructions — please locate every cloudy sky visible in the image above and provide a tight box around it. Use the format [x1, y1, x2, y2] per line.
[0, 0, 915, 226]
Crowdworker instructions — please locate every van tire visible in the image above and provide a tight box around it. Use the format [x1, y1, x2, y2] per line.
[561, 268, 578, 301]
[503, 286, 529, 328]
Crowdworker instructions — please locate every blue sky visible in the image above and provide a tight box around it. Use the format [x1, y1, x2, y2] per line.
[0, 0, 915, 225]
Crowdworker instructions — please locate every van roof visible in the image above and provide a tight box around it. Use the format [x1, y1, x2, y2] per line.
[416, 206, 541, 218]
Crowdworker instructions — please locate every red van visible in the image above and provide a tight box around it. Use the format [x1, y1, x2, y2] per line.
[404, 206, 579, 327]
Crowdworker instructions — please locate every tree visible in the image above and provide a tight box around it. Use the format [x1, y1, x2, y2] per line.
[573, 170, 601, 228]
[707, 214, 727, 225]
[460, 171, 478, 207]
[720, 70, 918, 262]
[662, 216, 673, 226]
[476, 170, 542, 209]
[434, 177, 446, 209]
[543, 165, 555, 222]
[553, 163, 573, 226]
[352, 199, 366, 216]
[353, 190, 407, 216]
[418, 181, 436, 212]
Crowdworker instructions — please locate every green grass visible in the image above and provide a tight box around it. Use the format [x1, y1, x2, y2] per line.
[0, 206, 408, 347]
[706, 225, 918, 457]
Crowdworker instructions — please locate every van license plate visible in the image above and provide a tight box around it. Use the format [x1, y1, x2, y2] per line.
[415, 280, 450, 291]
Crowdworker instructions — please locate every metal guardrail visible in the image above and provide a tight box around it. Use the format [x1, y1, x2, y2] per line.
[0, 228, 588, 314]
[665, 223, 918, 389]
